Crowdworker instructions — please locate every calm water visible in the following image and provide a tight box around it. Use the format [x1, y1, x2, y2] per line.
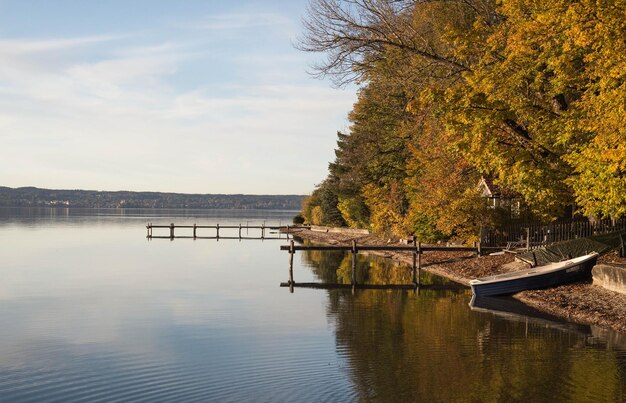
[1, 208, 625, 402]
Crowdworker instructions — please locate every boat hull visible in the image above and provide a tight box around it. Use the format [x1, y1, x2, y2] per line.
[470, 253, 598, 297]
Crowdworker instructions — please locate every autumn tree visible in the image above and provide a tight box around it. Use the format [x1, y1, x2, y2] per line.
[446, 0, 626, 220]
[297, 0, 479, 85]
[299, 0, 626, 240]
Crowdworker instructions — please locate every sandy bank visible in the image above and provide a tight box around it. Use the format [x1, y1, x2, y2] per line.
[287, 227, 626, 334]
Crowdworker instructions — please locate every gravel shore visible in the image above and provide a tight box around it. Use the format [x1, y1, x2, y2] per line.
[287, 227, 626, 333]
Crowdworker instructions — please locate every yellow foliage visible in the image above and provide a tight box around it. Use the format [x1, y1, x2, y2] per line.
[311, 205, 324, 226]
[337, 197, 369, 229]
[362, 183, 405, 236]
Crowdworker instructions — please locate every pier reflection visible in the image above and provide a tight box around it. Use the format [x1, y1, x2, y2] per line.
[298, 245, 626, 402]
[285, 239, 460, 292]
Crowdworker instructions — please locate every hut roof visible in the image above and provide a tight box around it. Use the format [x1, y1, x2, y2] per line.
[478, 176, 517, 198]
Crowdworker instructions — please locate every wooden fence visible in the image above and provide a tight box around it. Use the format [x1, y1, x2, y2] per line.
[481, 217, 626, 249]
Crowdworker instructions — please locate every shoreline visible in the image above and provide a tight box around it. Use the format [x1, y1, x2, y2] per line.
[287, 227, 626, 334]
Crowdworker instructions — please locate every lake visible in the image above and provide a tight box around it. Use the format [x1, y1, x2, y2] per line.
[1, 208, 625, 402]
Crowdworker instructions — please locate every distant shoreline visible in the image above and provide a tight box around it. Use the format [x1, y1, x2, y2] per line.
[0, 206, 301, 212]
[0, 186, 306, 210]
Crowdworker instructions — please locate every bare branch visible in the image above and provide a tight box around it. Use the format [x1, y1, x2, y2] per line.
[297, 0, 493, 86]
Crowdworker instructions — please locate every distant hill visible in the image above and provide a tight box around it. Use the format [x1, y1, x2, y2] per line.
[0, 187, 305, 210]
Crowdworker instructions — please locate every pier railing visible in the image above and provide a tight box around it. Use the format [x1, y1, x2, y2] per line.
[146, 223, 309, 240]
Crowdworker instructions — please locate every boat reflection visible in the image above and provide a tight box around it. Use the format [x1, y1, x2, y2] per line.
[469, 295, 591, 334]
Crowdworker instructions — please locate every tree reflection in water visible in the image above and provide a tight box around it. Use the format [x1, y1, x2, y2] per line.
[300, 244, 626, 401]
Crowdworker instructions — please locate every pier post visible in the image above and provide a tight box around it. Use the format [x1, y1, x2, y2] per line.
[147, 224, 150, 239]
[239, 224, 242, 239]
[262, 224, 265, 239]
[288, 240, 295, 293]
[193, 224, 197, 239]
[417, 241, 422, 287]
[216, 224, 220, 240]
[170, 223, 175, 239]
[412, 236, 417, 285]
[351, 240, 357, 285]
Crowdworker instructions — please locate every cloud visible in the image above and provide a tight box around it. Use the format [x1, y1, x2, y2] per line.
[66, 49, 180, 91]
[0, 36, 188, 116]
[169, 85, 353, 123]
[181, 12, 293, 31]
[0, 35, 120, 54]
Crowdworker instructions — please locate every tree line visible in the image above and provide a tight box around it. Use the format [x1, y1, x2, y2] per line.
[298, 0, 626, 242]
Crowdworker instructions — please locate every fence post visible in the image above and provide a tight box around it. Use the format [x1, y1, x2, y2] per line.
[170, 223, 175, 239]
[478, 225, 485, 247]
[525, 227, 530, 251]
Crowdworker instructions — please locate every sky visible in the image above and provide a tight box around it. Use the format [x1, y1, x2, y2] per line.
[0, 0, 356, 195]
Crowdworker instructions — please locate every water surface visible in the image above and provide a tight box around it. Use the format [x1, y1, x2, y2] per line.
[1, 208, 625, 402]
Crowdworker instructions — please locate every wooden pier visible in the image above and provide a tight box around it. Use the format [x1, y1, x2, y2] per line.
[146, 223, 308, 240]
[280, 238, 485, 292]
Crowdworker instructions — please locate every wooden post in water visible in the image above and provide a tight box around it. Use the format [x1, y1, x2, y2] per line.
[288, 240, 295, 293]
[417, 241, 422, 287]
[216, 224, 220, 240]
[238, 224, 242, 239]
[351, 240, 357, 285]
[262, 224, 265, 239]
[170, 223, 175, 239]
[412, 236, 418, 285]
[193, 224, 197, 239]
[147, 224, 150, 238]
